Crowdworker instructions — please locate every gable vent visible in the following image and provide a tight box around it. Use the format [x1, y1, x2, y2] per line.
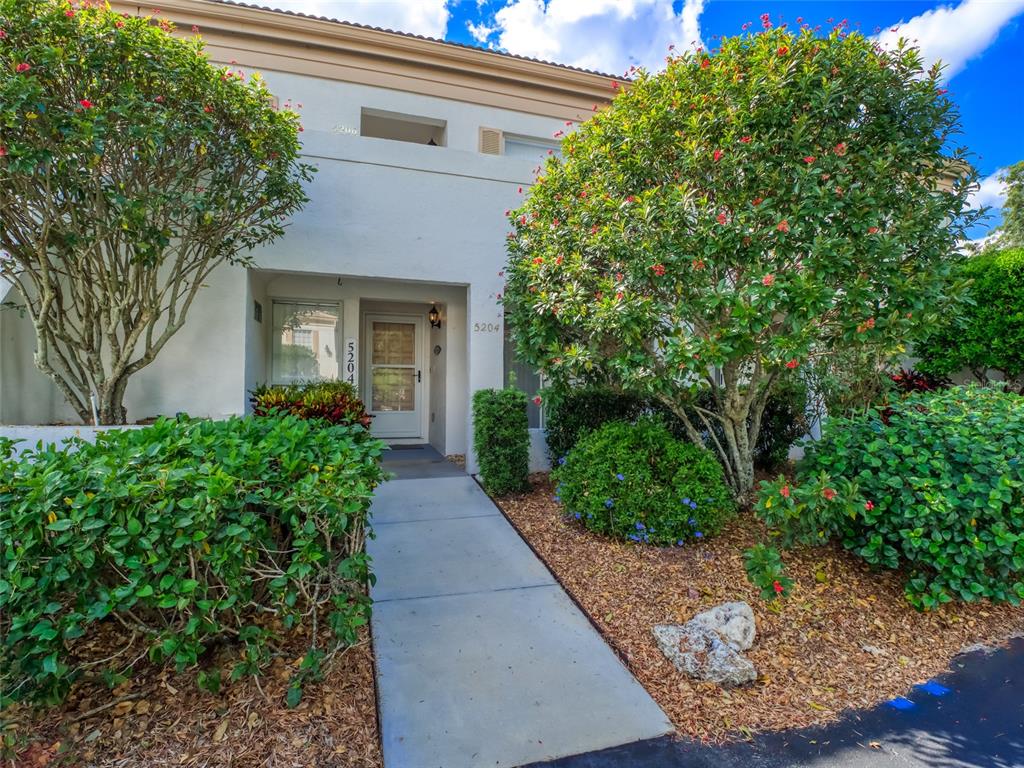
[479, 127, 503, 155]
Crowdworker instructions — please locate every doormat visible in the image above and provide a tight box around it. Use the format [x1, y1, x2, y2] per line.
[387, 444, 427, 451]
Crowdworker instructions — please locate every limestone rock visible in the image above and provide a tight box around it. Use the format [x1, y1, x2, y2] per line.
[652, 601, 758, 686]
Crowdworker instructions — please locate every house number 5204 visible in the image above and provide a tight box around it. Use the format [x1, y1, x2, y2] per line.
[474, 322, 501, 333]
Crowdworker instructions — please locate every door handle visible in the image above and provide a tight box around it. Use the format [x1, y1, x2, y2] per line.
[417, 370, 422, 383]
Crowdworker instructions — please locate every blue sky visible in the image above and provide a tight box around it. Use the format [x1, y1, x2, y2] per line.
[264, 0, 1024, 238]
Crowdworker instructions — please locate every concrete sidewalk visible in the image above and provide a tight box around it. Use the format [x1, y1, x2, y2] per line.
[368, 448, 672, 768]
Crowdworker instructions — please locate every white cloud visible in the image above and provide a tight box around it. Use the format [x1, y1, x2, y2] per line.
[490, 0, 706, 75]
[876, 0, 1024, 80]
[971, 167, 1009, 210]
[466, 20, 496, 44]
[260, 0, 450, 38]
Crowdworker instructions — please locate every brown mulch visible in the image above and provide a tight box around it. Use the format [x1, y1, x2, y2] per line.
[495, 474, 1024, 743]
[5, 626, 382, 768]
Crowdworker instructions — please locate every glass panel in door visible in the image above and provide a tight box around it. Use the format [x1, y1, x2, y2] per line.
[367, 316, 422, 438]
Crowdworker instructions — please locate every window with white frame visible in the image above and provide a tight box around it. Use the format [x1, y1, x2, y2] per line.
[271, 301, 341, 384]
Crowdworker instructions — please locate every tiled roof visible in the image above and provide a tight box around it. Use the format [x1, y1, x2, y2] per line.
[200, 0, 619, 79]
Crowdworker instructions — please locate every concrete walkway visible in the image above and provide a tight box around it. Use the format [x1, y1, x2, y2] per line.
[368, 446, 673, 768]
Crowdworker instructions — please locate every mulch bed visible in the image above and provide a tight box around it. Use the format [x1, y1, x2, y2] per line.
[6, 626, 381, 768]
[495, 474, 1024, 742]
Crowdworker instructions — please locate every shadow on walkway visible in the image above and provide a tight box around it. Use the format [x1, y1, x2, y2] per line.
[525, 637, 1024, 768]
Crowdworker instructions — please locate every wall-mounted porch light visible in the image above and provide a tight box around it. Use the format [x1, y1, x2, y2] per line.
[428, 304, 442, 329]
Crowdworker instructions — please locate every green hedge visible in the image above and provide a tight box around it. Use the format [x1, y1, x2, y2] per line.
[473, 388, 530, 495]
[918, 248, 1024, 390]
[756, 386, 1024, 610]
[553, 418, 735, 545]
[0, 415, 385, 706]
[544, 383, 807, 472]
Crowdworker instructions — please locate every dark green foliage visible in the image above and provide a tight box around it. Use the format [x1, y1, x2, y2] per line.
[544, 382, 807, 472]
[743, 544, 793, 600]
[917, 248, 1024, 391]
[543, 386, 658, 461]
[250, 380, 371, 427]
[553, 418, 735, 546]
[0, 415, 386, 706]
[473, 388, 530, 495]
[756, 386, 1024, 610]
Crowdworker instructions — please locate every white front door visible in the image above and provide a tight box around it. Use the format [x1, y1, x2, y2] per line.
[364, 314, 424, 439]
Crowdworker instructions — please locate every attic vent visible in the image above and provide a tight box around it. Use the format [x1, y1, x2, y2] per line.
[479, 127, 503, 155]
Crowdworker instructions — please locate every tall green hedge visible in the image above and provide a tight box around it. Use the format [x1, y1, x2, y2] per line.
[472, 388, 530, 495]
[918, 248, 1024, 390]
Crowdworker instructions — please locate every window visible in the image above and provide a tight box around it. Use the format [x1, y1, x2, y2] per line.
[503, 134, 562, 161]
[503, 328, 543, 429]
[271, 301, 341, 384]
[360, 107, 446, 146]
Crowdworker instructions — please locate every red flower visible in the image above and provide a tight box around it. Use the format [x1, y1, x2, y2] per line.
[79, 99, 93, 109]
[776, 220, 790, 233]
[773, 580, 784, 594]
[65, 9, 75, 16]
[192, 25, 200, 33]
[616, 291, 624, 300]
[864, 500, 875, 511]
[780, 484, 790, 498]
[701, 58, 710, 69]
[626, 195, 637, 203]
[713, 148, 724, 162]
[823, 487, 836, 501]
[752, 196, 764, 206]
[0, 29, 6, 39]
[761, 12, 772, 29]
[867, 226, 879, 234]
[533, 396, 542, 406]
[615, 272, 623, 281]
[777, 46, 789, 56]
[762, 273, 775, 286]
[15, 62, 31, 74]
[555, 255, 564, 265]
[785, 359, 799, 369]
[651, 263, 666, 276]
[717, 212, 727, 225]
[739, 136, 752, 143]
[691, 259, 705, 270]
[203, 105, 213, 113]
[532, 257, 544, 265]
[803, 155, 816, 164]
[834, 142, 847, 156]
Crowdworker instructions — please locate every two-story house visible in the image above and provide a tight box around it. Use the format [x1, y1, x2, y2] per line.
[0, 0, 616, 470]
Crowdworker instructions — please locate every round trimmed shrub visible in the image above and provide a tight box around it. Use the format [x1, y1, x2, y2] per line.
[553, 418, 735, 545]
[756, 385, 1024, 609]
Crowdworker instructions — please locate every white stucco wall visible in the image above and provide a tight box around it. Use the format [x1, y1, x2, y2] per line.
[0, 66, 564, 470]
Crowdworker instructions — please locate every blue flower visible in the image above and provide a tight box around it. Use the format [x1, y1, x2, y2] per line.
[682, 497, 691, 506]
[635, 521, 646, 531]
[628, 533, 641, 542]
[574, 512, 581, 520]
[558, 456, 567, 465]
[689, 500, 698, 510]
[688, 517, 696, 526]
[586, 513, 594, 519]
[554, 495, 561, 503]
[676, 539, 685, 547]
[695, 531, 704, 539]
[604, 499, 614, 509]
[616, 473, 625, 481]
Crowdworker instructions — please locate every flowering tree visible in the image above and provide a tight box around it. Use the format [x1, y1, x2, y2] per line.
[503, 22, 980, 496]
[0, 0, 314, 424]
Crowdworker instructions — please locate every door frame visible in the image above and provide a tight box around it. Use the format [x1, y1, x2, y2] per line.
[362, 312, 429, 441]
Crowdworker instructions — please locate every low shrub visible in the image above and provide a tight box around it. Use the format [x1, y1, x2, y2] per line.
[553, 418, 735, 545]
[250, 380, 371, 427]
[917, 248, 1024, 391]
[0, 415, 386, 706]
[756, 386, 1024, 610]
[473, 388, 530, 495]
